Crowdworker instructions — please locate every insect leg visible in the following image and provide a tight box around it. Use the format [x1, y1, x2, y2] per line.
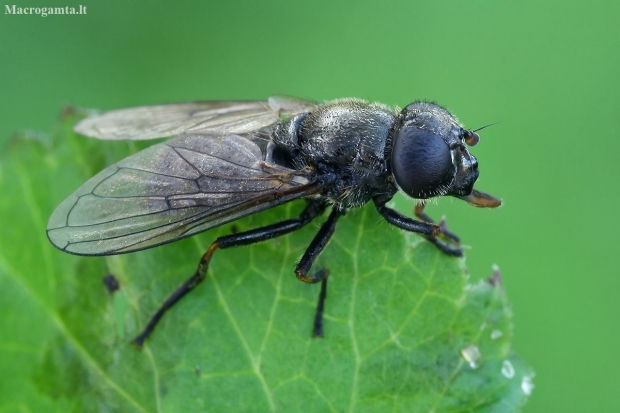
[132, 200, 327, 347]
[414, 203, 462, 250]
[295, 208, 343, 283]
[414, 203, 459, 242]
[312, 273, 328, 337]
[373, 197, 462, 256]
[413, 204, 462, 256]
[294, 208, 344, 337]
[373, 197, 438, 236]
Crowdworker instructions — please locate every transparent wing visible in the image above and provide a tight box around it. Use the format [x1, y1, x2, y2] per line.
[74, 95, 317, 140]
[47, 133, 321, 256]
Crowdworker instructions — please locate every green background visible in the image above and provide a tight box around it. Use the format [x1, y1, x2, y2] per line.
[1, 0, 618, 412]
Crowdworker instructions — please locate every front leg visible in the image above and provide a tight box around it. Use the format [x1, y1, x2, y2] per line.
[373, 197, 462, 257]
[414, 203, 462, 257]
[373, 196, 439, 236]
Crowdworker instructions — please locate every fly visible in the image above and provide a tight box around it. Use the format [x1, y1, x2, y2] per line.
[47, 95, 501, 346]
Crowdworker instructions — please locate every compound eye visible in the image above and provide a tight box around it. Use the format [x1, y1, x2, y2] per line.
[463, 130, 480, 146]
[391, 126, 455, 199]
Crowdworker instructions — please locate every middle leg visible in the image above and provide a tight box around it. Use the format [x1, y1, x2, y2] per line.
[294, 208, 345, 338]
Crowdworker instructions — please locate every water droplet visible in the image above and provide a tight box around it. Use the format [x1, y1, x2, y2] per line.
[491, 329, 503, 340]
[501, 360, 515, 378]
[521, 375, 535, 395]
[460, 344, 481, 369]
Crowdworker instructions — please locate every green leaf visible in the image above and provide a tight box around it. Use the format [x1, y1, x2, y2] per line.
[0, 116, 533, 412]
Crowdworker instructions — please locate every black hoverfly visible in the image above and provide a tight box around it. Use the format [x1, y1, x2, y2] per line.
[47, 96, 501, 345]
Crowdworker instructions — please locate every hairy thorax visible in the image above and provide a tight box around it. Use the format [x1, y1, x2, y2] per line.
[272, 99, 400, 209]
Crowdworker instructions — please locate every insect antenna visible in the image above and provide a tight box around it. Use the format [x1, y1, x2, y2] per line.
[472, 122, 500, 133]
[464, 122, 500, 146]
